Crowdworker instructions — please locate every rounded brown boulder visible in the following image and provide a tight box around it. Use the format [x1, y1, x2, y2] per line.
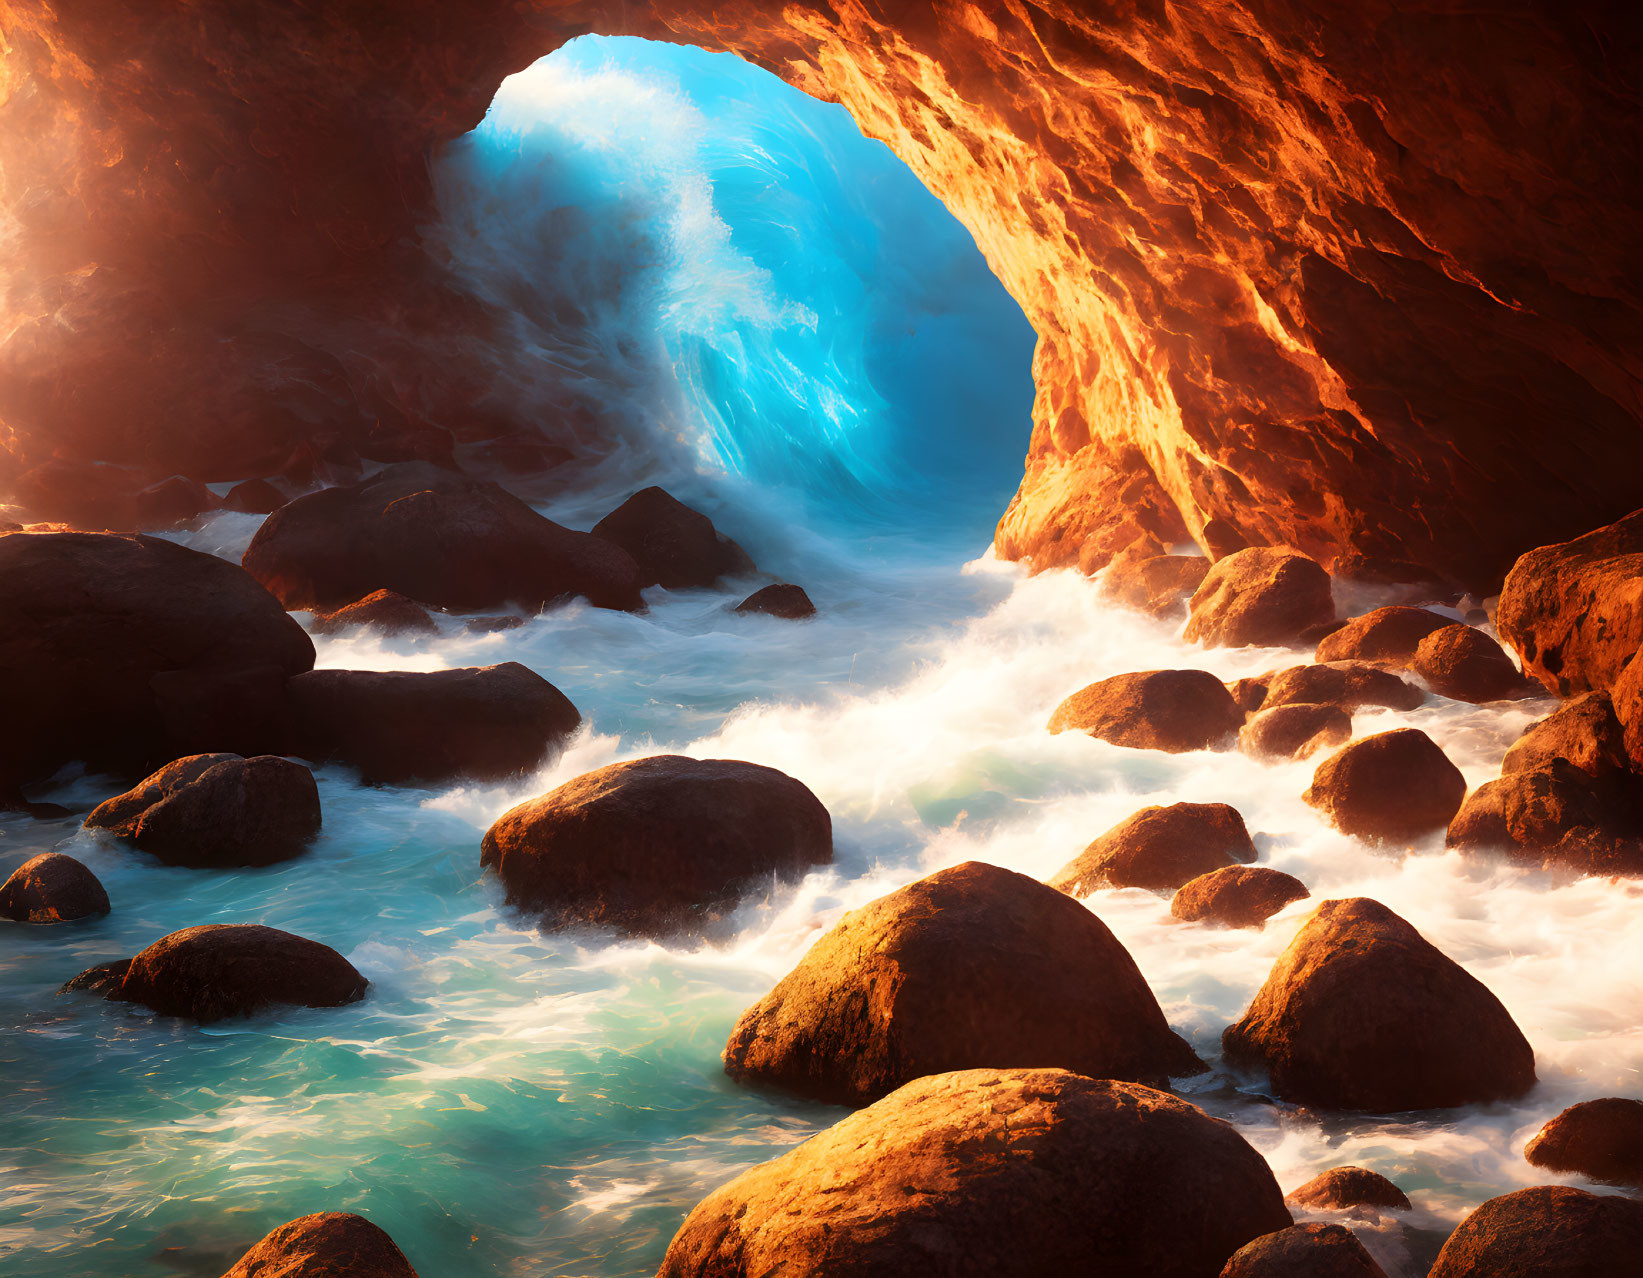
[1222, 897, 1536, 1110]
[1260, 662, 1424, 713]
[0, 853, 111, 924]
[311, 589, 439, 637]
[1303, 729, 1467, 843]
[724, 861, 1202, 1106]
[1428, 1185, 1643, 1277]
[657, 1068, 1292, 1278]
[65, 924, 367, 1023]
[1048, 669, 1245, 753]
[1523, 1097, 1643, 1187]
[222, 1212, 418, 1278]
[222, 478, 288, 515]
[734, 583, 815, 619]
[1316, 605, 1455, 666]
[1501, 691, 1631, 780]
[1050, 802, 1258, 894]
[590, 486, 754, 590]
[1240, 703, 1352, 761]
[1184, 547, 1335, 649]
[1218, 1223, 1387, 1277]
[1285, 1167, 1410, 1214]
[1172, 866, 1310, 929]
[481, 755, 832, 939]
[1413, 625, 1533, 703]
[85, 754, 321, 867]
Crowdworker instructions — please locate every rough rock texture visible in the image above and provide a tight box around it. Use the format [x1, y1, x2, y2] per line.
[1446, 761, 1643, 876]
[590, 487, 753, 590]
[222, 1213, 419, 1278]
[1228, 676, 1272, 714]
[1303, 729, 1466, 843]
[1260, 662, 1424, 713]
[1222, 898, 1536, 1111]
[1412, 625, 1532, 703]
[0, 852, 110, 923]
[1172, 866, 1310, 929]
[734, 583, 816, 619]
[1240, 702, 1352, 761]
[1315, 606, 1456, 666]
[1184, 549, 1335, 648]
[657, 1068, 1291, 1278]
[725, 862, 1202, 1105]
[1217, 1223, 1387, 1278]
[1523, 1097, 1643, 1188]
[1050, 802, 1257, 894]
[311, 589, 440, 637]
[1427, 1185, 1643, 1278]
[242, 462, 641, 613]
[283, 664, 580, 786]
[1048, 669, 1245, 753]
[1502, 693, 1631, 780]
[1105, 554, 1211, 618]
[67, 924, 367, 1022]
[481, 755, 832, 939]
[1285, 1167, 1411, 1213]
[84, 754, 321, 868]
[0, 532, 315, 787]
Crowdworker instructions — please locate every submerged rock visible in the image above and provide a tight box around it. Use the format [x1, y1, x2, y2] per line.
[84, 754, 321, 867]
[1217, 1223, 1387, 1277]
[1048, 669, 1245, 753]
[1050, 802, 1257, 894]
[1523, 1097, 1643, 1187]
[1222, 898, 1535, 1110]
[1315, 605, 1455, 666]
[590, 486, 754, 589]
[1260, 661, 1424, 712]
[311, 589, 439, 636]
[0, 853, 111, 923]
[221, 1212, 419, 1278]
[65, 924, 366, 1022]
[1428, 1185, 1643, 1277]
[1184, 547, 1335, 648]
[724, 862, 1202, 1105]
[1240, 702, 1352, 761]
[1285, 1167, 1411, 1213]
[1412, 624, 1533, 703]
[734, 583, 816, 618]
[481, 755, 831, 939]
[1172, 866, 1310, 929]
[657, 1069, 1291, 1278]
[1105, 553, 1210, 618]
[1304, 729, 1466, 843]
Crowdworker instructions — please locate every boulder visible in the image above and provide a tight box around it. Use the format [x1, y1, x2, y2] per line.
[481, 755, 831, 939]
[734, 583, 816, 619]
[1285, 1167, 1411, 1213]
[1412, 625, 1533, 702]
[1217, 1223, 1387, 1277]
[1106, 553, 1211, 617]
[1228, 676, 1271, 714]
[242, 461, 642, 613]
[311, 589, 440, 637]
[1172, 866, 1310, 929]
[84, 754, 321, 867]
[1315, 605, 1455, 665]
[1523, 1097, 1643, 1187]
[1446, 761, 1643, 875]
[1428, 1185, 1643, 1277]
[0, 532, 315, 788]
[0, 853, 111, 923]
[282, 663, 579, 786]
[222, 478, 288, 514]
[590, 486, 754, 590]
[1607, 652, 1643, 775]
[222, 1213, 419, 1278]
[1240, 703, 1352, 761]
[1048, 669, 1245, 753]
[1303, 729, 1466, 843]
[1445, 779, 1512, 851]
[1050, 802, 1257, 894]
[657, 1069, 1292, 1278]
[725, 862, 1202, 1105]
[1502, 692, 1631, 780]
[136, 475, 218, 528]
[65, 924, 366, 1022]
[1260, 662, 1425, 712]
[1222, 897, 1536, 1110]
[1184, 547, 1335, 648]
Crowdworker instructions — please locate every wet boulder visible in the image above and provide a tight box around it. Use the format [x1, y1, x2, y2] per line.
[84, 754, 321, 868]
[590, 486, 753, 590]
[1184, 547, 1335, 648]
[1228, 676, 1272, 714]
[1240, 702, 1352, 761]
[136, 475, 218, 528]
[725, 862, 1202, 1105]
[1222, 897, 1536, 1110]
[311, 588, 439, 637]
[1260, 662, 1424, 712]
[1428, 1185, 1643, 1277]
[1285, 1167, 1411, 1214]
[1446, 761, 1643, 875]
[1523, 1097, 1643, 1187]
[1105, 553, 1211, 618]
[65, 924, 366, 1022]
[1412, 625, 1533, 703]
[1218, 1223, 1387, 1277]
[1172, 866, 1310, 929]
[1303, 729, 1466, 843]
[481, 755, 831, 940]
[282, 663, 580, 786]
[734, 583, 815, 619]
[0, 853, 110, 923]
[1048, 669, 1245, 753]
[222, 1213, 419, 1278]
[657, 1068, 1292, 1278]
[1050, 802, 1257, 894]
[1501, 692, 1631, 780]
[1315, 605, 1455, 665]
[222, 478, 288, 515]
[242, 461, 642, 613]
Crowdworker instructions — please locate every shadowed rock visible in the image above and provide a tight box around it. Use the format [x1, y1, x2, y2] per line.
[1523, 1097, 1643, 1187]
[1260, 662, 1424, 712]
[1223, 898, 1535, 1110]
[590, 486, 753, 590]
[1428, 1185, 1643, 1277]
[136, 475, 218, 528]
[1304, 729, 1466, 843]
[311, 589, 439, 637]
[1172, 866, 1310, 929]
[1241, 702, 1352, 760]
[1446, 761, 1643, 876]
[1048, 669, 1245, 753]
[658, 1069, 1291, 1278]
[1228, 676, 1271, 714]
[724, 862, 1203, 1106]
[734, 583, 815, 619]
[1285, 1167, 1411, 1213]
[222, 478, 288, 515]
[1185, 547, 1335, 648]
[1316, 605, 1455, 665]
[1105, 553, 1210, 618]
[1412, 624, 1534, 703]
[0, 853, 110, 923]
[1218, 1223, 1387, 1277]
[221, 1213, 418, 1277]
[1050, 802, 1257, 894]
[481, 755, 831, 939]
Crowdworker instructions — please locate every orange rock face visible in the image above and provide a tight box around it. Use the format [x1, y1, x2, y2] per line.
[3, 4, 1641, 583]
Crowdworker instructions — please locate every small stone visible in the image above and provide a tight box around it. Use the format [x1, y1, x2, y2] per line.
[1050, 802, 1257, 894]
[735, 583, 816, 618]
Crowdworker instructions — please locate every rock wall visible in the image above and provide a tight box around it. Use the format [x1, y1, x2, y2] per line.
[3, 1, 1640, 588]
